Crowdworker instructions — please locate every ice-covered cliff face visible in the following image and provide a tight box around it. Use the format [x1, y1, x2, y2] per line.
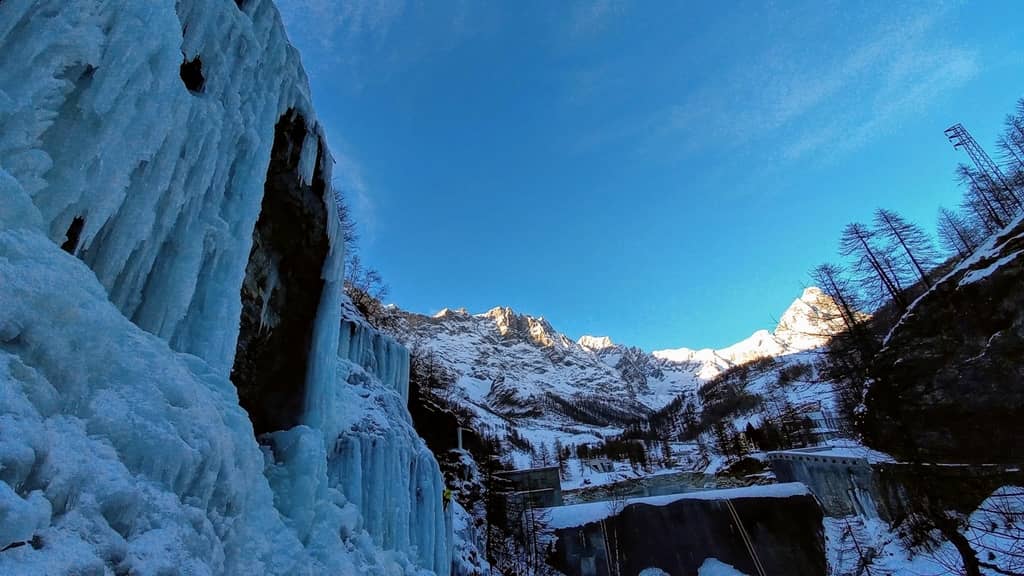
[0, 1, 450, 574]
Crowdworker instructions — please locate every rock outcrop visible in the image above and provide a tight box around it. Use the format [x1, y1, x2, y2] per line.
[864, 216, 1024, 463]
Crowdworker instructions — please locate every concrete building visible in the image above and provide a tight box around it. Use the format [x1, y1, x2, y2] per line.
[495, 465, 563, 508]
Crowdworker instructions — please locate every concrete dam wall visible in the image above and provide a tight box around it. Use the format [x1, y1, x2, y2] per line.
[546, 483, 827, 576]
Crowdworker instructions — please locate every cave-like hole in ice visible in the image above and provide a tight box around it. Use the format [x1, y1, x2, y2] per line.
[60, 216, 85, 254]
[230, 110, 329, 436]
[179, 55, 205, 93]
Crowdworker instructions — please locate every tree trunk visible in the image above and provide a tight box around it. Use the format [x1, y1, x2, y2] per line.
[934, 512, 982, 576]
[856, 232, 905, 309]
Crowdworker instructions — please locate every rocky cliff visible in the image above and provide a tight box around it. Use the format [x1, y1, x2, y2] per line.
[864, 216, 1024, 463]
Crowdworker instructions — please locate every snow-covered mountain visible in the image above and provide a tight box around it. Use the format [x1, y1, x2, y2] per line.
[394, 287, 844, 466]
[651, 287, 845, 376]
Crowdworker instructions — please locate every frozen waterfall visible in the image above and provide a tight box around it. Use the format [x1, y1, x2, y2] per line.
[0, 0, 452, 574]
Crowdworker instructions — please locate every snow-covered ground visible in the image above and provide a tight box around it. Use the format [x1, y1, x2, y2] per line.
[824, 486, 1024, 576]
[697, 558, 750, 576]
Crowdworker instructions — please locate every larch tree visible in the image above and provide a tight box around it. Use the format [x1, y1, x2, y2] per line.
[839, 222, 906, 311]
[811, 263, 865, 335]
[873, 209, 937, 289]
[936, 207, 980, 261]
[997, 106, 1024, 203]
[957, 164, 1007, 232]
[811, 263, 878, 422]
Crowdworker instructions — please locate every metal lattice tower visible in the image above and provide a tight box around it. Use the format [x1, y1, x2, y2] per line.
[945, 123, 1014, 194]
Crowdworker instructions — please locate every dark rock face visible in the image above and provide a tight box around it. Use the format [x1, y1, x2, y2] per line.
[864, 219, 1024, 464]
[613, 346, 660, 394]
[231, 110, 329, 436]
[551, 493, 827, 576]
[873, 463, 1024, 522]
[408, 377, 483, 457]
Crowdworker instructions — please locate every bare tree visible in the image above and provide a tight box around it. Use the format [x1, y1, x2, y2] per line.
[601, 480, 630, 576]
[958, 164, 1006, 231]
[937, 207, 981, 261]
[839, 223, 906, 311]
[811, 263, 866, 335]
[996, 132, 1024, 172]
[997, 105, 1024, 203]
[344, 253, 397, 330]
[958, 164, 1019, 231]
[1002, 101, 1024, 163]
[334, 179, 397, 330]
[873, 209, 937, 289]
[333, 186, 359, 249]
[899, 485, 1024, 576]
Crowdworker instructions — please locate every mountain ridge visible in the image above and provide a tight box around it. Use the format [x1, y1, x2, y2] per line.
[393, 286, 845, 467]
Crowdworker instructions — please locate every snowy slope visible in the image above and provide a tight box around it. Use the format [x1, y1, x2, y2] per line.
[652, 287, 844, 374]
[403, 307, 689, 413]
[394, 288, 844, 468]
[0, 2, 453, 574]
[403, 288, 839, 412]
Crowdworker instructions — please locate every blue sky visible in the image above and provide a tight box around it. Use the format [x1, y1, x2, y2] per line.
[277, 0, 1024, 350]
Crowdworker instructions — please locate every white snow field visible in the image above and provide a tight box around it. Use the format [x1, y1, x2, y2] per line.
[0, 1, 451, 574]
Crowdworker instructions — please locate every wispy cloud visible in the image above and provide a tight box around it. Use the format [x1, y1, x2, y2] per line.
[569, 0, 625, 38]
[274, 0, 408, 87]
[276, 0, 477, 90]
[276, 0, 406, 49]
[776, 13, 978, 161]
[587, 6, 977, 165]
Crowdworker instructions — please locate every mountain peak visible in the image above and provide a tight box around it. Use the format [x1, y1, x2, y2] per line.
[480, 306, 561, 347]
[433, 307, 469, 319]
[773, 286, 843, 350]
[578, 335, 616, 351]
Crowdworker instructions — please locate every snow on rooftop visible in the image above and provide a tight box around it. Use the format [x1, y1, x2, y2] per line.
[768, 445, 896, 464]
[544, 482, 810, 529]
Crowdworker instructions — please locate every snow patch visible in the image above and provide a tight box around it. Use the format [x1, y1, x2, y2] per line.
[545, 482, 810, 529]
[698, 558, 750, 576]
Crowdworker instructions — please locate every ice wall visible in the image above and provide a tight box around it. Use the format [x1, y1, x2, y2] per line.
[0, 0, 450, 573]
[325, 304, 451, 574]
[0, 0, 334, 376]
[337, 310, 412, 404]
